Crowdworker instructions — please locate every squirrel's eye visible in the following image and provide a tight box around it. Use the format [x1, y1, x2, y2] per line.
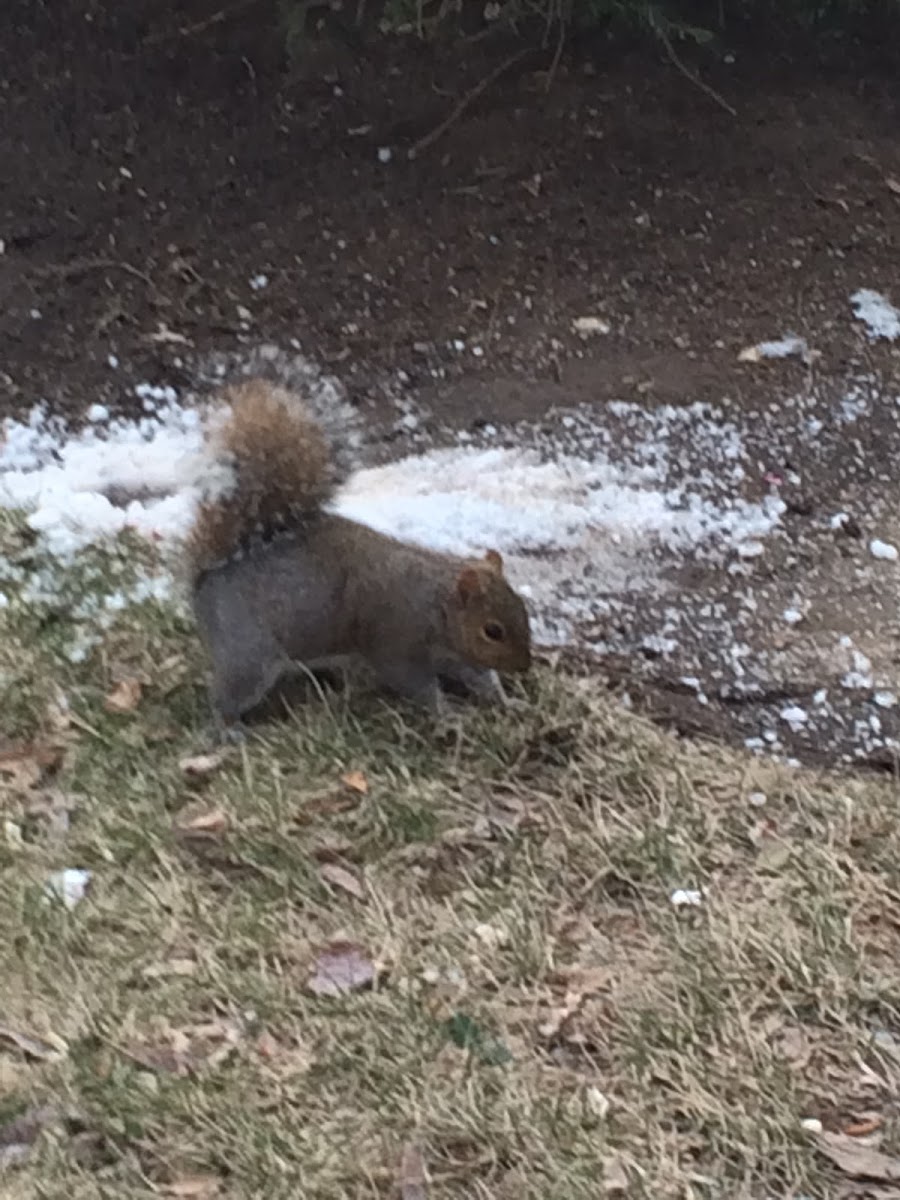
[483, 621, 505, 642]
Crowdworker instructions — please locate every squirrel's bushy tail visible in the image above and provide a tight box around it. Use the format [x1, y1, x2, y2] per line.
[186, 379, 354, 577]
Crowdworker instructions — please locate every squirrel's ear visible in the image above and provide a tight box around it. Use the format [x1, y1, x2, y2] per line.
[456, 566, 484, 604]
[484, 549, 504, 574]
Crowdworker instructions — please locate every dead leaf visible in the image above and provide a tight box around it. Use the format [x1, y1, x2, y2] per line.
[886, 176, 900, 196]
[103, 677, 143, 714]
[176, 808, 230, 837]
[44, 692, 73, 733]
[397, 1142, 428, 1199]
[0, 1106, 63, 1146]
[816, 1131, 900, 1181]
[0, 1024, 67, 1062]
[252, 1030, 313, 1079]
[340, 770, 369, 795]
[0, 742, 64, 791]
[308, 941, 376, 997]
[540, 966, 611, 1039]
[255, 1030, 279, 1060]
[844, 1114, 885, 1138]
[162, 1177, 221, 1198]
[602, 1156, 630, 1192]
[0, 1104, 67, 1170]
[319, 862, 366, 901]
[310, 833, 356, 862]
[772, 1023, 811, 1068]
[22, 788, 76, 839]
[124, 1019, 241, 1076]
[178, 751, 227, 779]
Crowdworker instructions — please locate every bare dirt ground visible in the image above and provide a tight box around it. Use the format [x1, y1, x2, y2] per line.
[3, 1, 900, 770]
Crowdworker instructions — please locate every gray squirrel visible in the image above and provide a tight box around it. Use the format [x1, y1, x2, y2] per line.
[185, 379, 532, 731]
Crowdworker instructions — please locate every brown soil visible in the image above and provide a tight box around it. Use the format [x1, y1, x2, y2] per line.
[3, 1, 900, 768]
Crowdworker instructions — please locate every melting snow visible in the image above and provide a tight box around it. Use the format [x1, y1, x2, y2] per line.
[851, 289, 900, 341]
[0, 386, 785, 647]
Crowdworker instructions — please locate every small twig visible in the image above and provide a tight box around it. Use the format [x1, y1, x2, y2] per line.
[653, 19, 737, 117]
[544, 15, 566, 93]
[32, 256, 158, 293]
[407, 49, 530, 160]
[143, 0, 260, 45]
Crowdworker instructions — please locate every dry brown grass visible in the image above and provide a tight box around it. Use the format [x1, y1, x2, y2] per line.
[1, 513, 900, 1198]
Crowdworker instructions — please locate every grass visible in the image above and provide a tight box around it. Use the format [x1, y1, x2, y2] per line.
[1, 511, 900, 1198]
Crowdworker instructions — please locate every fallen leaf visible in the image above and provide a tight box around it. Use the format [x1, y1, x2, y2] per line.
[816, 1131, 900, 1181]
[0, 742, 64, 791]
[124, 1019, 242, 1076]
[255, 1030, 279, 1060]
[0, 1141, 32, 1169]
[397, 1142, 428, 1199]
[772, 1023, 811, 1067]
[539, 966, 612, 1039]
[844, 1114, 885, 1138]
[294, 789, 363, 822]
[162, 1177, 221, 1198]
[319, 863, 366, 901]
[22, 788, 76, 839]
[310, 833, 356, 862]
[252, 1030, 314, 1079]
[340, 770, 369, 795]
[886, 176, 900, 196]
[584, 1086, 611, 1119]
[103, 677, 143, 714]
[0, 1024, 67, 1062]
[44, 692, 73, 733]
[0, 1105, 67, 1169]
[308, 941, 376, 997]
[176, 808, 230, 836]
[602, 1156, 630, 1192]
[473, 922, 507, 948]
[178, 751, 227, 779]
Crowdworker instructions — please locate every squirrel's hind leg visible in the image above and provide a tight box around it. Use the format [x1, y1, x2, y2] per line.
[208, 650, 292, 728]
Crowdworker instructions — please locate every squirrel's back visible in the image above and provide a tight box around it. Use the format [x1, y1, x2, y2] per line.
[186, 379, 353, 579]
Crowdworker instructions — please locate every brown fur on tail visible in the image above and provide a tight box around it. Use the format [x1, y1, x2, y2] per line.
[186, 379, 346, 577]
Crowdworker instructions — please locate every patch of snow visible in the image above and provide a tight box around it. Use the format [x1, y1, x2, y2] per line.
[44, 868, 92, 910]
[0, 361, 786, 648]
[870, 538, 898, 562]
[738, 335, 809, 362]
[779, 705, 808, 729]
[851, 289, 900, 341]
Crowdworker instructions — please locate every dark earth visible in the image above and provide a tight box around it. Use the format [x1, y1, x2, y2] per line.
[3, 0, 900, 769]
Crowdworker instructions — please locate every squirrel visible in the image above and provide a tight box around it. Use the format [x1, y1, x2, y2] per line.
[184, 378, 532, 732]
